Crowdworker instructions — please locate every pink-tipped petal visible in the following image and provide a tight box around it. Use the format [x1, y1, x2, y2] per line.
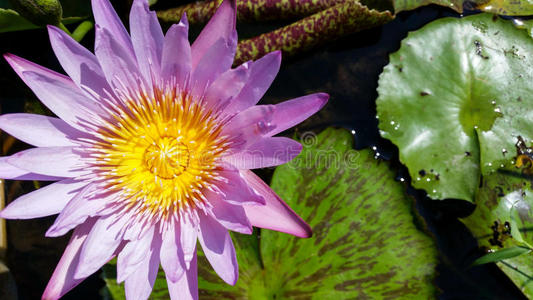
[42, 218, 96, 300]
[124, 234, 161, 300]
[198, 213, 238, 285]
[191, 0, 236, 70]
[224, 51, 281, 114]
[0, 114, 79, 147]
[180, 218, 198, 267]
[7, 147, 83, 178]
[222, 105, 276, 148]
[47, 25, 110, 97]
[216, 170, 265, 206]
[75, 214, 126, 279]
[224, 137, 302, 169]
[46, 185, 109, 237]
[160, 222, 186, 282]
[269, 93, 329, 136]
[191, 34, 237, 97]
[94, 25, 141, 92]
[204, 62, 250, 111]
[0, 156, 64, 181]
[4, 54, 102, 129]
[209, 195, 252, 234]
[167, 252, 198, 300]
[117, 226, 155, 283]
[241, 170, 312, 238]
[130, 0, 164, 85]
[0, 179, 87, 219]
[91, 0, 134, 55]
[161, 15, 191, 86]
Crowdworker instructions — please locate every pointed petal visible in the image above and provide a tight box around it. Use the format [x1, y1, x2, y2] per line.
[160, 222, 186, 282]
[124, 234, 161, 300]
[130, 0, 164, 85]
[204, 62, 250, 111]
[209, 195, 252, 234]
[0, 114, 79, 147]
[167, 252, 198, 300]
[46, 185, 109, 237]
[191, 34, 237, 97]
[4, 54, 102, 129]
[215, 170, 265, 206]
[180, 218, 198, 267]
[224, 51, 281, 114]
[94, 25, 141, 91]
[117, 226, 155, 283]
[241, 170, 312, 238]
[161, 15, 191, 86]
[191, 0, 236, 70]
[198, 213, 238, 285]
[222, 105, 276, 147]
[0, 179, 87, 219]
[91, 0, 134, 55]
[42, 219, 96, 300]
[269, 93, 329, 136]
[75, 214, 125, 278]
[224, 137, 302, 169]
[47, 25, 110, 97]
[7, 147, 83, 178]
[0, 156, 64, 181]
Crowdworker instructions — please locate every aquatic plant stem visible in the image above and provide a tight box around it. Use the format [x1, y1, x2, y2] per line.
[71, 21, 94, 42]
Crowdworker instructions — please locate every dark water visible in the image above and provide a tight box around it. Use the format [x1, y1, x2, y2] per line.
[0, 2, 526, 299]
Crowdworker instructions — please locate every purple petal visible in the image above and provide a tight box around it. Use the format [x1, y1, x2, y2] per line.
[42, 218, 96, 300]
[224, 137, 302, 169]
[117, 226, 155, 283]
[198, 213, 238, 285]
[224, 51, 281, 115]
[161, 15, 191, 86]
[180, 218, 198, 267]
[209, 195, 252, 234]
[204, 63, 250, 111]
[124, 233, 161, 300]
[75, 214, 126, 278]
[215, 169, 265, 206]
[7, 147, 83, 178]
[167, 252, 198, 300]
[94, 25, 141, 92]
[0, 114, 79, 147]
[269, 93, 329, 136]
[46, 185, 109, 237]
[0, 156, 64, 181]
[91, 0, 134, 55]
[241, 170, 312, 238]
[47, 25, 110, 97]
[4, 54, 102, 129]
[130, 0, 164, 86]
[160, 222, 186, 282]
[0, 179, 87, 219]
[191, 0, 236, 69]
[191, 34, 237, 98]
[222, 105, 276, 148]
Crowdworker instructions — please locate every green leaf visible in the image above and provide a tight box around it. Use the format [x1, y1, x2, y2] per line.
[393, 0, 533, 15]
[393, 0, 464, 14]
[473, 246, 531, 266]
[0, 8, 38, 32]
[376, 13, 533, 202]
[462, 168, 533, 296]
[103, 128, 438, 298]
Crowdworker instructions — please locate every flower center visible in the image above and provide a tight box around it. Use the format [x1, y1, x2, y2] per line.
[144, 137, 190, 179]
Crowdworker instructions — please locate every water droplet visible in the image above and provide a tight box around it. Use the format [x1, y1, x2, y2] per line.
[432, 189, 437, 193]
[500, 164, 504, 168]
[474, 125, 479, 129]
[494, 107, 501, 113]
[416, 177, 421, 181]
[491, 100, 496, 105]
[351, 130, 356, 135]
[390, 121, 395, 125]
[488, 162, 493, 167]
[372, 146, 377, 151]
[426, 178, 431, 182]
[400, 178, 405, 182]
[502, 148, 508, 154]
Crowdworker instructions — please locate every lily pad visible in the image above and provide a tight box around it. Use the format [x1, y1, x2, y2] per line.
[376, 13, 533, 202]
[393, 0, 533, 15]
[103, 127, 438, 298]
[462, 167, 533, 297]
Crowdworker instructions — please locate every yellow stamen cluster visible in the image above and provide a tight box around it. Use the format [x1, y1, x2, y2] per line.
[84, 87, 230, 218]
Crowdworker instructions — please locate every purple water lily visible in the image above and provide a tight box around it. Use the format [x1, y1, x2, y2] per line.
[0, 0, 328, 298]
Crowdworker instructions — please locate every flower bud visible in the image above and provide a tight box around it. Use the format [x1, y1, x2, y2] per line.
[9, 0, 62, 26]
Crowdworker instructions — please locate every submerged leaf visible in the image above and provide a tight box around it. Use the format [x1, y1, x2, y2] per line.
[472, 246, 531, 266]
[377, 13, 533, 202]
